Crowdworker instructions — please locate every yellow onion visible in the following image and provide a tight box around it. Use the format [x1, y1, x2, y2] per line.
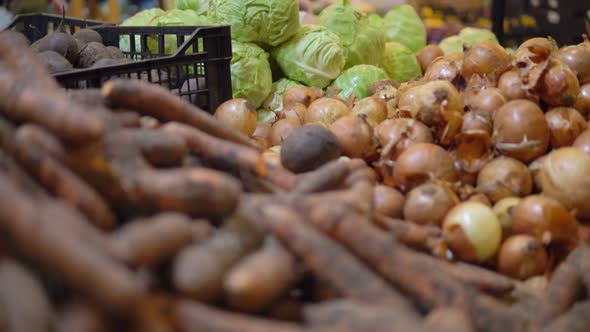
[544, 107, 587, 148]
[393, 143, 458, 192]
[304, 97, 350, 126]
[497, 235, 548, 280]
[351, 96, 388, 127]
[403, 182, 459, 226]
[462, 40, 511, 82]
[538, 59, 581, 107]
[476, 156, 532, 203]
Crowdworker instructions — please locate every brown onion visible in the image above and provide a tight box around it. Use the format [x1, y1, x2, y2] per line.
[269, 118, 301, 146]
[393, 143, 458, 192]
[442, 202, 502, 263]
[573, 130, 590, 154]
[368, 79, 400, 96]
[351, 96, 387, 127]
[454, 131, 493, 174]
[424, 51, 463, 83]
[470, 88, 506, 116]
[329, 115, 377, 160]
[403, 182, 459, 226]
[417, 44, 444, 73]
[556, 43, 590, 85]
[528, 155, 546, 192]
[466, 193, 492, 207]
[497, 235, 548, 280]
[511, 195, 579, 249]
[539, 147, 590, 219]
[398, 80, 464, 145]
[283, 85, 320, 107]
[252, 122, 272, 140]
[545, 107, 587, 148]
[304, 97, 350, 126]
[278, 103, 307, 123]
[497, 69, 537, 102]
[492, 100, 549, 163]
[214, 99, 257, 136]
[376, 118, 433, 161]
[574, 83, 590, 117]
[493, 197, 521, 239]
[539, 59, 581, 107]
[462, 41, 511, 82]
[514, 37, 557, 91]
[476, 156, 532, 203]
[373, 185, 405, 218]
[461, 111, 492, 134]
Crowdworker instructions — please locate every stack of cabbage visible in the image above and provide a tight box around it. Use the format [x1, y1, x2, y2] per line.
[119, 1, 496, 112]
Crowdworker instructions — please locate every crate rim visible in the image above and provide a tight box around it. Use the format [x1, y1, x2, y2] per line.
[6, 12, 113, 30]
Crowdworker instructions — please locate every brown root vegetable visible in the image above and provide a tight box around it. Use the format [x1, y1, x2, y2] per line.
[0, 68, 104, 143]
[373, 185, 405, 218]
[116, 128, 189, 167]
[38, 50, 73, 73]
[511, 195, 579, 250]
[492, 100, 549, 163]
[265, 296, 304, 322]
[77, 42, 110, 68]
[162, 123, 296, 191]
[303, 299, 423, 332]
[376, 118, 433, 161]
[280, 124, 341, 173]
[417, 44, 444, 73]
[425, 307, 475, 332]
[0, 259, 53, 332]
[403, 182, 459, 226]
[36, 31, 79, 64]
[545, 107, 587, 148]
[105, 46, 125, 60]
[329, 115, 377, 160]
[172, 218, 264, 302]
[351, 96, 387, 127]
[538, 59, 581, 107]
[55, 300, 110, 332]
[73, 28, 103, 45]
[292, 158, 351, 194]
[497, 235, 548, 281]
[539, 147, 590, 219]
[282, 85, 320, 107]
[110, 213, 198, 267]
[462, 41, 511, 82]
[259, 203, 413, 308]
[573, 130, 590, 154]
[304, 97, 349, 126]
[176, 299, 307, 332]
[0, 176, 145, 314]
[269, 118, 301, 146]
[393, 143, 458, 192]
[374, 215, 441, 251]
[476, 156, 532, 203]
[11, 125, 116, 230]
[90, 58, 130, 68]
[541, 300, 590, 332]
[224, 237, 298, 313]
[102, 79, 257, 149]
[134, 168, 241, 219]
[214, 99, 258, 137]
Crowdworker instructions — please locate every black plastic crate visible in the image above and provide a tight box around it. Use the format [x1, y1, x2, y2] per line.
[5, 14, 233, 113]
[491, 0, 588, 47]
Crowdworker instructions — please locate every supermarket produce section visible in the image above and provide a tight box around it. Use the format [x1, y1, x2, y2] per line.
[0, 1, 589, 331]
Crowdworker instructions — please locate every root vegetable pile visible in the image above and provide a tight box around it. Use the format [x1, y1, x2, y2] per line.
[2, 28, 590, 332]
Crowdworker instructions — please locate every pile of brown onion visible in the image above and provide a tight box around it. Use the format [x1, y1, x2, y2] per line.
[214, 36, 590, 281]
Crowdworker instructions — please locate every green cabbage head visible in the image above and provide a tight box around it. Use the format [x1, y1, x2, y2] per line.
[381, 42, 421, 83]
[439, 35, 465, 54]
[383, 5, 426, 53]
[209, 0, 300, 49]
[231, 41, 273, 109]
[331, 64, 389, 100]
[367, 13, 383, 28]
[272, 24, 345, 88]
[175, 0, 212, 15]
[459, 27, 498, 48]
[316, 0, 385, 68]
[119, 8, 165, 53]
[149, 9, 213, 55]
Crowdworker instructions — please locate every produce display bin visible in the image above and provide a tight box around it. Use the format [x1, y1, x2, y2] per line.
[5, 13, 112, 41]
[5, 14, 232, 113]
